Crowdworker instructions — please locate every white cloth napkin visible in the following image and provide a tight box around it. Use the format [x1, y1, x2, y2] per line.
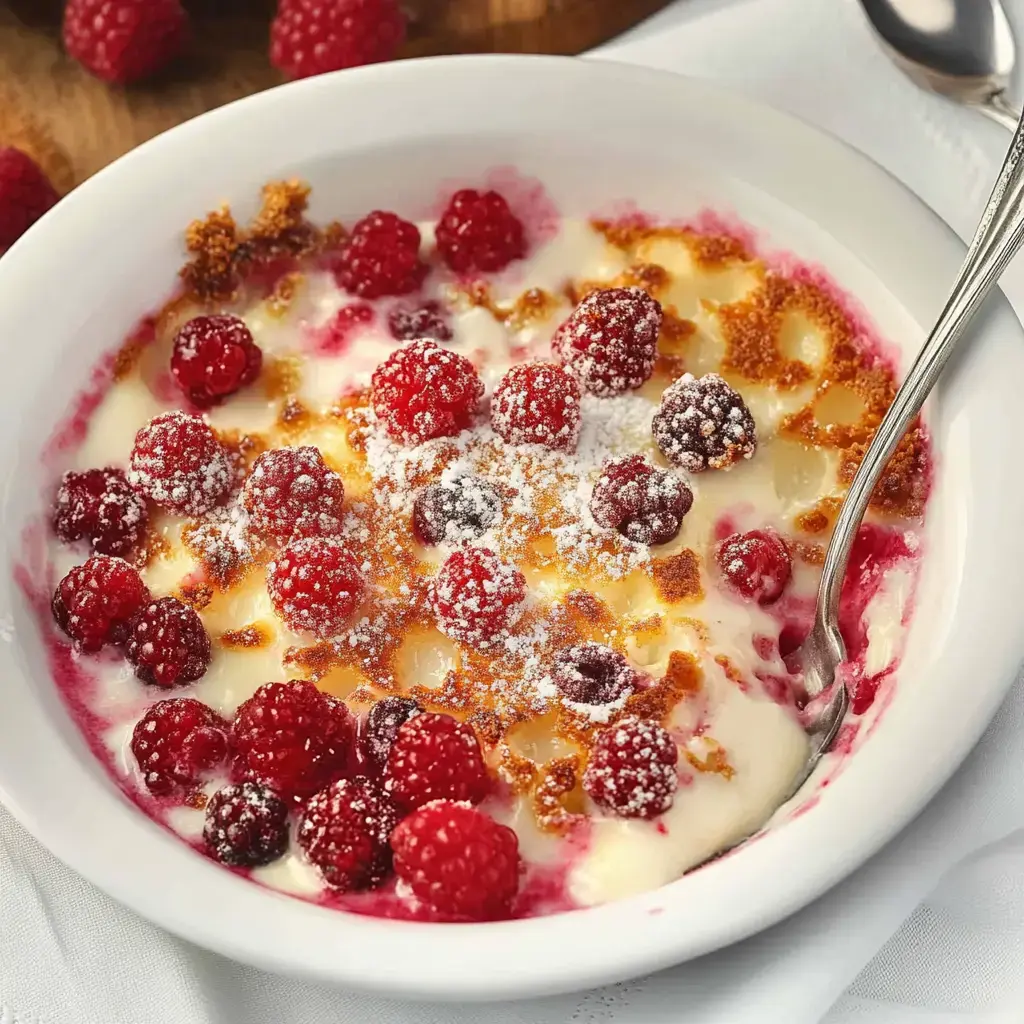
[4, 2, 1024, 1022]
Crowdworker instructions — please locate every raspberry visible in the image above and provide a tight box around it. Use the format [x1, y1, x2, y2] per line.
[51, 555, 148, 652]
[552, 287, 661, 396]
[171, 315, 263, 409]
[652, 372, 757, 472]
[204, 782, 289, 868]
[435, 189, 526, 275]
[371, 339, 483, 445]
[583, 716, 678, 819]
[298, 776, 395, 890]
[266, 536, 364, 638]
[716, 529, 792, 605]
[0, 148, 59, 252]
[384, 712, 489, 810]
[125, 597, 211, 687]
[430, 547, 526, 649]
[129, 412, 233, 517]
[241, 446, 345, 546]
[270, 0, 405, 79]
[130, 697, 228, 798]
[387, 301, 452, 342]
[554, 643, 638, 706]
[590, 454, 693, 546]
[412, 475, 501, 546]
[231, 680, 351, 803]
[63, 0, 188, 85]
[52, 467, 148, 557]
[334, 211, 426, 299]
[364, 695, 422, 771]
[391, 801, 520, 920]
[491, 361, 581, 451]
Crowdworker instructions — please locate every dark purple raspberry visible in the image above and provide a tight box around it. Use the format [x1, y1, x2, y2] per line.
[364, 696, 423, 771]
[204, 782, 289, 867]
[387, 301, 452, 342]
[554, 643, 638, 705]
[652, 372, 757, 472]
[125, 597, 212, 687]
[412, 476, 501, 546]
[590, 454, 692, 546]
[52, 468, 148, 556]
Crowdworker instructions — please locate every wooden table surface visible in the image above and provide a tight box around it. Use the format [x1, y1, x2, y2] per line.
[0, 0, 669, 191]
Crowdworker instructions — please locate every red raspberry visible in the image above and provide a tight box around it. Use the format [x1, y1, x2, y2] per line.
[63, 0, 189, 85]
[435, 189, 526, 275]
[371, 340, 483, 445]
[363, 695, 422, 771]
[125, 597, 211, 687]
[0, 148, 59, 252]
[334, 211, 426, 299]
[298, 776, 395, 890]
[590, 454, 693, 546]
[387, 301, 452, 342]
[384, 712, 489, 810]
[553, 287, 661, 396]
[412, 475, 501, 546]
[430, 547, 526, 649]
[391, 801, 520, 920]
[242, 446, 345, 546]
[129, 412, 233, 517]
[171, 315, 263, 409]
[130, 697, 228, 797]
[204, 782, 289, 867]
[583, 716, 678, 819]
[266, 536, 364, 638]
[554, 643, 638, 706]
[51, 555, 148, 652]
[270, 0, 406, 79]
[716, 529, 792, 605]
[52, 467, 148, 557]
[491, 361, 581, 451]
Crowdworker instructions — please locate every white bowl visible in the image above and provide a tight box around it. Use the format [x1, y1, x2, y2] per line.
[0, 55, 1021, 1001]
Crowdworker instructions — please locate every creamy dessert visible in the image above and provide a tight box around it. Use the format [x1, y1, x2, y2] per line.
[31, 179, 929, 921]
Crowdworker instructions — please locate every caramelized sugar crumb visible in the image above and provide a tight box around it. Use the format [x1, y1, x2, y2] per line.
[266, 272, 303, 318]
[839, 424, 929, 517]
[795, 497, 842, 535]
[220, 624, 272, 649]
[793, 541, 825, 565]
[533, 755, 584, 833]
[112, 316, 157, 381]
[685, 738, 735, 779]
[176, 579, 213, 611]
[625, 650, 702, 723]
[181, 206, 241, 303]
[650, 550, 703, 603]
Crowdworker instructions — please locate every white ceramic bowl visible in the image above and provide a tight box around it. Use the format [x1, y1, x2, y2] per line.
[0, 55, 1022, 1001]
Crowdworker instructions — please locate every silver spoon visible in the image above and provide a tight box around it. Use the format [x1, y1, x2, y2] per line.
[796, 96, 1024, 777]
[861, 0, 1020, 131]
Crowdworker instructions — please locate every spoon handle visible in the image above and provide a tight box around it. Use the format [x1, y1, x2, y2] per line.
[815, 106, 1024, 633]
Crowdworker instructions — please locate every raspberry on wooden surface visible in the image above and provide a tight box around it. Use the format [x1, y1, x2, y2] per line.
[52, 467, 148, 557]
[0, 147, 59, 252]
[552, 287, 661, 396]
[51, 555, 148, 652]
[554, 643, 638, 706]
[434, 189, 526, 274]
[391, 800, 520, 920]
[204, 782, 290, 868]
[387, 301, 452, 342]
[412, 475, 501, 546]
[589, 454, 693, 546]
[363, 695, 423, 771]
[491, 361, 582, 451]
[171, 314, 262, 408]
[716, 529, 792, 605]
[334, 211, 426, 299]
[125, 596, 212, 688]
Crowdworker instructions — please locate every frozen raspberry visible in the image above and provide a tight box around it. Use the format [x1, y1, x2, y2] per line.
[125, 597, 211, 687]
[652, 372, 757, 472]
[130, 697, 228, 798]
[232, 680, 351, 804]
[552, 287, 661, 396]
[430, 547, 526, 649]
[554, 643, 638, 706]
[412, 475, 501, 546]
[590, 454, 693, 546]
[364, 695, 422, 771]
[242, 446, 345, 546]
[435, 189, 526, 275]
[334, 211, 425, 299]
[391, 800, 520, 920]
[51, 555, 148, 652]
[384, 712, 489, 811]
[387, 301, 452, 342]
[129, 412, 233, 517]
[52, 468, 148, 557]
[371, 339, 484, 445]
[716, 529, 792, 605]
[266, 536, 364, 638]
[270, 0, 405, 79]
[583, 716, 678, 819]
[298, 776, 395, 890]
[171, 315, 262, 408]
[491, 361, 581, 451]
[204, 782, 289, 867]
[0, 148, 59, 252]
[63, 0, 189, 85]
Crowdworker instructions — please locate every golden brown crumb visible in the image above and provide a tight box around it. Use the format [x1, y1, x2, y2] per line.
[650, 550, 703, 603]
[533, 755, 583, 833]
[219, 624, 272, 649]
[795, 496, 842, 535]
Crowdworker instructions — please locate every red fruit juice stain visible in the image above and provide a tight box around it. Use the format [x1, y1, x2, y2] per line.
[307, 303, 374, 356]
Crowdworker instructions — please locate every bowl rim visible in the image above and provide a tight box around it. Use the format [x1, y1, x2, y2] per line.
[0, 53, 1023, 1000]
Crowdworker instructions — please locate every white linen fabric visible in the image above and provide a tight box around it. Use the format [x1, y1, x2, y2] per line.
[4, 2, 1024, 1021]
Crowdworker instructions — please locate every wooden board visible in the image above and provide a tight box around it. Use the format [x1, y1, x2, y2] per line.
[0, 0, 670, 187]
